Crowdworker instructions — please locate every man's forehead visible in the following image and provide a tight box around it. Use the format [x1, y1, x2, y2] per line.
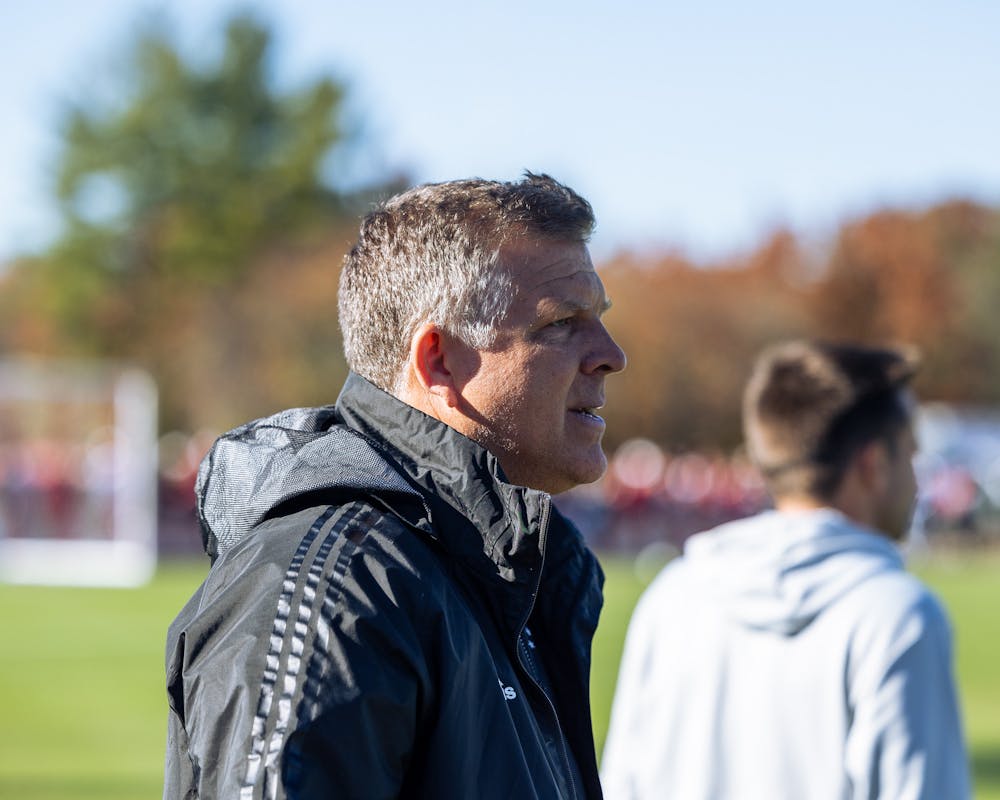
[496, 235, 611, 312]
[501, 234, 590, 266]
[527, 266, 609, 313]
[501, 238, 596, 282]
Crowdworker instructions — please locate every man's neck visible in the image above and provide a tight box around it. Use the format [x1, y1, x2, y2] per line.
[773, 496, 829, 514]
[773, 493, 882, 536]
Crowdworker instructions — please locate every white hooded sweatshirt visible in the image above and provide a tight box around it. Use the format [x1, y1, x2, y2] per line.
[601, 509, 971, 800]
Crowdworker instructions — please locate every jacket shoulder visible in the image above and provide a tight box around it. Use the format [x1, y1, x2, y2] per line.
[197, 498, 443, 623]
[844, 566, 950, 635]
[165, 498, 450, 798]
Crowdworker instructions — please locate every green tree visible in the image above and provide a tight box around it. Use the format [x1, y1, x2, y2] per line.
[8, 12, 375, 429]
[56, 13, 344, 284]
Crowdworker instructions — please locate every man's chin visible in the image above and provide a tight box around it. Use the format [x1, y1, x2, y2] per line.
[551, 457, 608, 495]
[503, 446, 608, 494]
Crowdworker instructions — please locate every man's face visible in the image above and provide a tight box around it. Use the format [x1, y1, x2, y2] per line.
[450, 236, 626, 494]
[875, 420, 919, 540]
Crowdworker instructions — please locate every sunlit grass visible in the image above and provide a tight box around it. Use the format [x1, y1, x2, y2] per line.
[0, 551, 996, 798]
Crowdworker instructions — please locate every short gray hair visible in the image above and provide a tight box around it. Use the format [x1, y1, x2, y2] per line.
[338, 172, 595, 394]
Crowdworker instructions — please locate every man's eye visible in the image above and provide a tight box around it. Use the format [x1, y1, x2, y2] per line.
[550, 317, 572, 328]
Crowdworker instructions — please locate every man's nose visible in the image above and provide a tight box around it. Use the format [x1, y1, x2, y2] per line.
[585, 323, 627, 375]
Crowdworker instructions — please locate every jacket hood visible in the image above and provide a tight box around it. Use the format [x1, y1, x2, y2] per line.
[195, 400, 424, 563]
[682, 509, 904, 635]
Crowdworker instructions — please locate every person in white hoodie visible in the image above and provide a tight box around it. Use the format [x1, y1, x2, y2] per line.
[601, 339, 971, 800]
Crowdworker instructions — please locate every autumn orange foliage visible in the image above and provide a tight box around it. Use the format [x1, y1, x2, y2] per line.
[2, 200, 999, 450]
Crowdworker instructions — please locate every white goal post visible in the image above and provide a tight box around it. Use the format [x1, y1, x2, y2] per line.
[0, 359, 158, 587]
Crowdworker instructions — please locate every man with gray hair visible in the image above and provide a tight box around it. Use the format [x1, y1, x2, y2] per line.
[164, 173, 626, 799]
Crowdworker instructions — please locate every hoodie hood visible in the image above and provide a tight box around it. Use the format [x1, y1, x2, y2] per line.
[683, 509, 904, 635]
[195, 402, 424, 563]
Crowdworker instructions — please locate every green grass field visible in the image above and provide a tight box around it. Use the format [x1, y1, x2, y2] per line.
[1, 551, 997, 799]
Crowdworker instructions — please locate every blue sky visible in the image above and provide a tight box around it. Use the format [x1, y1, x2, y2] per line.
[2, 0, 999, 263]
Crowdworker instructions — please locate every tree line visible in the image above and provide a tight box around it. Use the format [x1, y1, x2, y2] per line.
[1, 13, 998, 453]
[600, 200, 1000, 451]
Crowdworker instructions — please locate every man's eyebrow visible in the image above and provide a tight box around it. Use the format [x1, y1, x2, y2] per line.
[542, 297, 614, 315]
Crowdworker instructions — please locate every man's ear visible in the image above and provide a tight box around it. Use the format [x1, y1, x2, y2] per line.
[409, 323, 463, 408]
[855, 439, 891, 495]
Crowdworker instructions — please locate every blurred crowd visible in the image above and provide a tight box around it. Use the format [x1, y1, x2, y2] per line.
[556, 435, 1000, 554]
[556, 439, 769, 554]
[0, 428, 116, 541]
[3, 421, 1000, 556]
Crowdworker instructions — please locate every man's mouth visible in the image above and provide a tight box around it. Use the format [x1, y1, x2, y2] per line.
[570, 406, 604, 422]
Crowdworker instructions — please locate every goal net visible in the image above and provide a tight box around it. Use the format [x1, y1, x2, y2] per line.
[0, 359, 158, 587]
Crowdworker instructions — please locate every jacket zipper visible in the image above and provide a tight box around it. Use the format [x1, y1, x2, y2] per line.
[513, 497, 580, 800]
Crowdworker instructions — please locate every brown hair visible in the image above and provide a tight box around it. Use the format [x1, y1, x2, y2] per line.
[743, 339, 918, 500]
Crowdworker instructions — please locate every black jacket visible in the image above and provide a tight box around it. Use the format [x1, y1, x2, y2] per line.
[164, 373, 606, 799]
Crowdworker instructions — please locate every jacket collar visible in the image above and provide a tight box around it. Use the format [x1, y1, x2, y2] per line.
[335, 372, 552, 592]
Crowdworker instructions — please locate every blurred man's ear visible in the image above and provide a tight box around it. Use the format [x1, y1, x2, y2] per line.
[829, 439, 891, 530]
[854, 439, 892, 498]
